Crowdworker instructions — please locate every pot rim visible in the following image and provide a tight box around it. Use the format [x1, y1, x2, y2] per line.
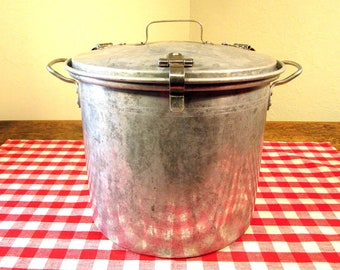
[65, 58, 285, 90]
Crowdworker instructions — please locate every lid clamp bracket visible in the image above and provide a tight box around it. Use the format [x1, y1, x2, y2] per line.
[158, 53, 193, 113]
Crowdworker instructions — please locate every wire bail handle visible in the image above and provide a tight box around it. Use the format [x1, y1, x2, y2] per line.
[142, 20, 206, 44]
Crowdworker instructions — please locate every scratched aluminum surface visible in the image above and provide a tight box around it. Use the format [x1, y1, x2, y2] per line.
[79, 83, 269, 258]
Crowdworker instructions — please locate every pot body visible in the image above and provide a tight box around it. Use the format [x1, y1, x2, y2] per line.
[79, 82, 269, 258]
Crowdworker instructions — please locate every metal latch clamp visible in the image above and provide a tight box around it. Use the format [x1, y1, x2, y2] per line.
[158, 53, 193, 113]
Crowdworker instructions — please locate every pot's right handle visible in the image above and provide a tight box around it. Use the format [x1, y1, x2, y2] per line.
[268, 60, 302, 109]
[270, 60, 302, 89]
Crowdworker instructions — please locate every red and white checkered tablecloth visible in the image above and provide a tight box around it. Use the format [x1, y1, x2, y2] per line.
[0, 139, 339, 270]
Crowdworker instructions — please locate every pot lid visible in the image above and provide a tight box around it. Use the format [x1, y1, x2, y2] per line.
[67, 41, 284, 85]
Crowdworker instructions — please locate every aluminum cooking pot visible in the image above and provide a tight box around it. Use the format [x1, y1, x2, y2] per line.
[47, 20, 302, 258]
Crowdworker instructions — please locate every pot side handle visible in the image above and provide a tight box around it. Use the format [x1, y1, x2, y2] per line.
[267, 60, 302, 109]
[46, 58, 77, 84]
[270, 60, 302, 89]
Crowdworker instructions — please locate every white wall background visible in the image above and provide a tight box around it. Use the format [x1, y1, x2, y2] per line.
[0, 0, 339, 121]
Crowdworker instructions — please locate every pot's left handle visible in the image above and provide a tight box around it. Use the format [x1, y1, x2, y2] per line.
[46, 58, 77, 84]
[47, 58, 81, 107]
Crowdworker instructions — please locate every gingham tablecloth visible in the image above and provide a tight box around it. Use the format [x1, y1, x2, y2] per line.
[0, 140, 339, 270]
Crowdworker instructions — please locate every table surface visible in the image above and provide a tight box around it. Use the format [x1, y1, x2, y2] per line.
[0, 121, 339, 269]
[0, 121, 340, 150]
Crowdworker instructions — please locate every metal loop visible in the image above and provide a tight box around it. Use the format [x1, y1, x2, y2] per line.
[270, 60, 302, 89]
[142, 20, 205, 44]
[46, 58, 77, 84]
[267, 60, 302, 110]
